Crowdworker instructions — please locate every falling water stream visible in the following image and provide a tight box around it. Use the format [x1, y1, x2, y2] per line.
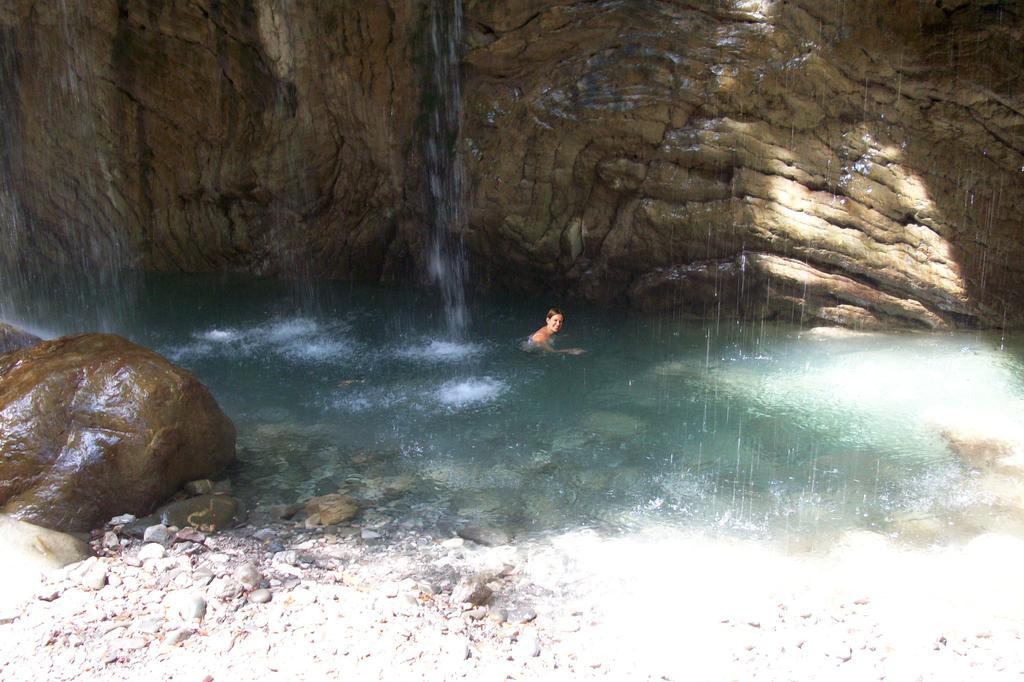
[425, 0, 469, 338]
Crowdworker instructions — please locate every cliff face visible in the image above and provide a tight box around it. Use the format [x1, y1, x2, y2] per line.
[460, 0, 1024, 328]
[0, 1, 426, 283]
[1, 1, 1022, 328]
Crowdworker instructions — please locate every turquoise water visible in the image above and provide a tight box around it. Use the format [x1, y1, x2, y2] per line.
[16, 274, 1024, 545]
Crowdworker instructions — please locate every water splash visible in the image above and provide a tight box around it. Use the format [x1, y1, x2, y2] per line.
[425, 0, 469, 338]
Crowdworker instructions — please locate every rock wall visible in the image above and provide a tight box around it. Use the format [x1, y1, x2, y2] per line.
[0, 0, 427, 283]
[1, 1, 1022, 328]
[461, 0, 1024, 328]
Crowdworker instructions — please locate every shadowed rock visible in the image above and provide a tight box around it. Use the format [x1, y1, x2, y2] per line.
[0, 333, 236, 532]
[0, 323, 41, 355]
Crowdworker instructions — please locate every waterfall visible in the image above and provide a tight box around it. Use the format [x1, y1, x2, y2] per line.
[425, 0, 469, 338]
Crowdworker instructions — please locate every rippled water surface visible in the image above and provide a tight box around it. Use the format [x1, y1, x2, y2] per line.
[22, 274, 1024, 546]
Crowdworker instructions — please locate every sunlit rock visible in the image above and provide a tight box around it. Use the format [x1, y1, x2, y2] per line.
[0, 333, 236, 532]
[0, 514, 89, 610]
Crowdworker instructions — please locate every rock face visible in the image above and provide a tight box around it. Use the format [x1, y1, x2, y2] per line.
[461, 0, 1024, 328]
[1, 1, 1022, 328]
[0, 333, 236, 532]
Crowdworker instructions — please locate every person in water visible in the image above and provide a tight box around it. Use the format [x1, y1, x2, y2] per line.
[529, 308, 585, 355]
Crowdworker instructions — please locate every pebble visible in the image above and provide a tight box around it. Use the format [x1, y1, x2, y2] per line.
[143, 524, 173, 545]
[78, 563, 108, 591]
[233, 563, 262, 588]
[108, 514, 136, 526]
[164, 628, 192, 646]
[174, 528, 207, 544]
[361, 529, 382, 541]
[249, 589, 272, 604]
[441, 537, 465, 549]
[252, 528, 277, 543]
[137, 543, 166, 561]
[509, 607, 538, 624]
[452, 578, 493, 607]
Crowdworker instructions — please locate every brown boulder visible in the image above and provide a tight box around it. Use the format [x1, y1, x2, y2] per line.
[0, 333, 236, 532]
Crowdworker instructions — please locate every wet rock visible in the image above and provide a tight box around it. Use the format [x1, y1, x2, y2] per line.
[456, 525, 512, 547]
[0, 323, 41, 355]
[0, 334, 236, 532]
[155, 494, 245, 531]
[361, 529, 382, 541]
[304, 493, 359, 526]
[183, 479, 215, 496]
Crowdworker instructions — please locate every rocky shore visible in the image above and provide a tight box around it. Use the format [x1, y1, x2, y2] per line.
[2, 509, 1023, 681]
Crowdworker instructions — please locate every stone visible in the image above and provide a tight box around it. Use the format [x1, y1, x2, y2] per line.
[76, 561, 108, 591]
[360, 529, 381, 541]
[0, 514, 89, 609]
[173, 528, 207, 544]
[452, 577, 494, 607]
[107, 514, 136, 527]
[155, 494, 245, 531]
[0, 334, 236, 532]
[233, 563, 261, 588]
[248, 589, 272, 604]
[164, 591, 207, 621]
[456, 525, 512, 547]
[510, 607, 538, 624]
[183, 480, 214, 496]
[143, 525, 173, 545]
[164, 628, 192, 646]
[138, 543, 166, 561]
[304, 494, 359, 526]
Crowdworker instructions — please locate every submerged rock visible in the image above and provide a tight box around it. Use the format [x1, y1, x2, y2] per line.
[456, 525, 512, 547]
[304, 493, 359, 526]
[0, 334, 236, 532]
[156, 494, 246, 531]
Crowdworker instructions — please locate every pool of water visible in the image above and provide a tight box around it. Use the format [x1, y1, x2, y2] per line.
[13, 274, 1024, 547]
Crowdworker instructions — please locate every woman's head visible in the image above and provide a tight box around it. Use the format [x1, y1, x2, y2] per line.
[545, 308, 564, 332]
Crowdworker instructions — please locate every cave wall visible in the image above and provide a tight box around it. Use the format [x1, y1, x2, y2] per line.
[1, 0, 1022, 328]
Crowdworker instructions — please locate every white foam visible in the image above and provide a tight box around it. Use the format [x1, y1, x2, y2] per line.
[397, 339, 483, 362]
[435, 377, 506, 407]
[201, 328, 240, 343]
[169, 316, 352, 363]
